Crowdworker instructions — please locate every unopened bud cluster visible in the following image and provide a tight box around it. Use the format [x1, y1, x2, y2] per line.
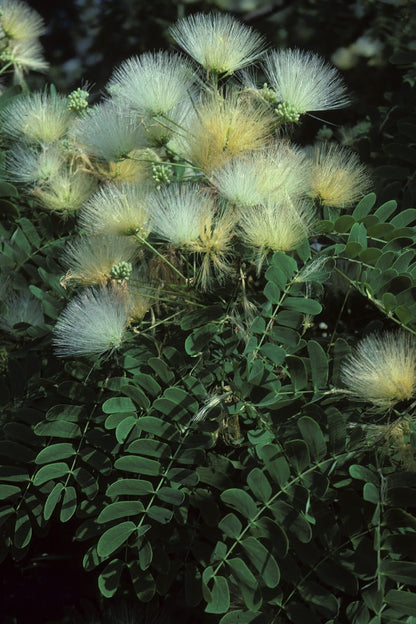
[67, 88, 90, 113]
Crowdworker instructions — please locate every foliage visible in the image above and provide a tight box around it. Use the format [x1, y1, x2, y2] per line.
[1, 2, 416, 624]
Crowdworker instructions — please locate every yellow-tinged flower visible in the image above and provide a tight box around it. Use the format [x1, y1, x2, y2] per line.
[61, 235, 139, 287]
[2, 38, 48, 84]
[341, 331, 416, 409]
[259, 49, 349, 121]
[125, 268, 154, 322]
[179, 89, 274, 173]
[169, 12, 266, 75]
[33, 169, 96, 215]
[307, 142, 372, 208]
[0, 0, 45, 41]
[190, 208, 237, 291]
[103, 149, 150, 184]
[0, 91, 73, 144]
[53, 284, 129, 358]
[212, 140, 310, 207]
[237, 198, 315, 270]
[79, 182, 151, 237]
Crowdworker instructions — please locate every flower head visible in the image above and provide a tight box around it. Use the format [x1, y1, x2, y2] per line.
[33, 169, 96, 215]
[260, 49, 349, 121]
[102, 148, 150, 184]
[53, 285, 129, 358]
[179, 89, 274, 172]
[341, 331, 416, 409]
[0, 0, 45, 41]
[237, 198, 315, 270]
[1, 38, 48, 84]
[149, 183, 215, 247]
[169, 12, 266, 75]
[70, 100, 148, 162]
[190, 207, 237, 291]
[0, 91, 73, 144]
[212, 140, 310, 207]
[107, 51, 195, 117]
[79, 182, 151, 237]
[62, 235, 139, 287]
[5, 143, 64, 184]
[306, 142, 372, 208]
[0, 290, 44, 331]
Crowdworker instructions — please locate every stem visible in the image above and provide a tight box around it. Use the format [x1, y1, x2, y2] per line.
[327, 283, 352, 353]
[134, 232, 187, 282]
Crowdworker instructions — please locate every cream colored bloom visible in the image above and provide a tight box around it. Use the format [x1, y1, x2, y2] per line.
[2, 38, 48, 84]
[341, 332, 416, 409]
[169, 12, 266, 75]
[33, 169, 96, 215]
[178, 89, 275, 173]
[107, 51, 195, 117]
[0, 0, 45, 41]
[307, 142, 372, 208]
[0, 91, 73, 144]
[149, 183, 215, 247]
[79, 182, 151, 237]
[70, 100, 148, 162]
[212, 141, 310, 207]
[238, 198, 315, 269]
[62, 235, 139, 287]
[53, 285, 129, 358]
[6, 143, 64, 184]
[189, 208, 237, 291]
[261, 49, 349, 121]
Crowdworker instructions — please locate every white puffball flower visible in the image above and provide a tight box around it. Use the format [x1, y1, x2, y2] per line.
[0, 92, 73, 144]
[62, 235, 139, 287]
[212, 141, 310, 207]
[0, 291, 44, 331]
[5, 143, 64, 185]
[262, 48, 350, 120]
[169, 12, 266, 75]
[79, 182, 151, 237]
[237, 198, 315, 271]
[70, 100, 148, 162]
[53, 285, 129, 358]
[0, 91, 73, 144]
[4, 38, 49, 84]
[148, 183, 215, 247]
[106, 51, 196, 117]
[341, 331, 416, 410]
[0, 0, 45, 41]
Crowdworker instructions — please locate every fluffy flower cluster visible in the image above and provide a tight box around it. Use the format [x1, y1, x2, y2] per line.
[341, 332, 416, 409]
[1, 10, 374, 358]
[0, 0, 48, 85]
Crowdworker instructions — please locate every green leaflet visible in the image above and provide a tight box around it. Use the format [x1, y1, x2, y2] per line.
[114, 455, 162, 476]
[307, 340, 328, 391]
[240, 536, 280, 588]
[98, 558, 124, 598]
[97, 521, 137, 558]
[385, 589, 416, 617]
[97, 501, 144, 524]
[33, 462, 71, 486]
[203, 567, 230, 614]
[221, 489, 258, 520]
[35, 443, 75, 465]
